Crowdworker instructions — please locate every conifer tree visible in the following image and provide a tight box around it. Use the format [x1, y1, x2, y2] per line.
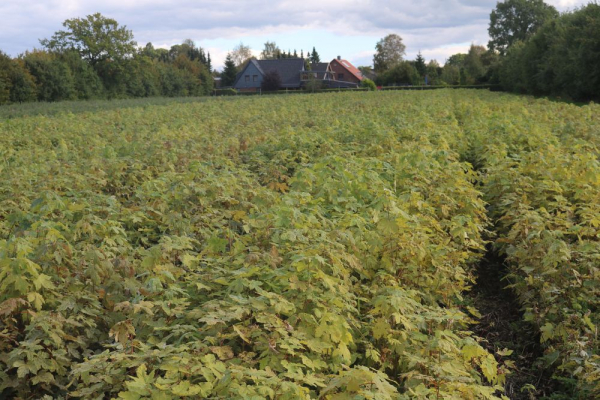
[310, 47, 321, 63]
[415, 51, 427, 77]
[221, 53, 238, 87]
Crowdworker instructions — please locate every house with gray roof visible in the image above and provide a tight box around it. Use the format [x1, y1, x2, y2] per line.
[232, 57, 360, 91]
[233, 58, 306, 91]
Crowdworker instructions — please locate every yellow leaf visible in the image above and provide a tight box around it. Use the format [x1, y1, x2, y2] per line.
[210, 346, 234, 360]
[27, 292, 44, 310]
[233, 325, 251, 344]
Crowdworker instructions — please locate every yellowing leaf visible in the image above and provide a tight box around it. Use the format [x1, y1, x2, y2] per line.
[480, 354, 498, 383]
[171, 380, 202, 396]
[372, 318, 390, 340]
[110, 320, 136, 345]
[233, 325, 251, 344]
[210, 346, 234, 360]
[27, 292, 44, 310]
[540, 322, 554, 343]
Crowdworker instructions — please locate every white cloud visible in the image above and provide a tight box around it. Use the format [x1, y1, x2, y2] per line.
[0, 0, 591, 69]
[547, 0, 586, 8]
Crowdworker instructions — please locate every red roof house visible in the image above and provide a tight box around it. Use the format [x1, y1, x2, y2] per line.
[329, 56, 364, 85]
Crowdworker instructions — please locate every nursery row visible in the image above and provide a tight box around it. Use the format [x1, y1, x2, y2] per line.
[0, 90, 598, 398]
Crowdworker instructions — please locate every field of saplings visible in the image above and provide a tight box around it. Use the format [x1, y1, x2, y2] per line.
[0, 90, 598, 399]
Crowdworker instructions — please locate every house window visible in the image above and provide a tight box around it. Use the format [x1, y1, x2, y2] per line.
[338, 73, 344, 80]
[253, 75, 258, 82]
[245, 75, 250, 82]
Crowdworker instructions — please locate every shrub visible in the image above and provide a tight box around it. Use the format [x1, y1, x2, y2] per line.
[361, 78, 377, 91]
[304, 77, 322, 92]
[261, 70, 282, 92]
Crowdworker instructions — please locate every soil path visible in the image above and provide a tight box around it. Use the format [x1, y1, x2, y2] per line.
[470, 249, 558, 399]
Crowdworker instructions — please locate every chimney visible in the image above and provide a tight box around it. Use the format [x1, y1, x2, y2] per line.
[337, 56, 341, 60]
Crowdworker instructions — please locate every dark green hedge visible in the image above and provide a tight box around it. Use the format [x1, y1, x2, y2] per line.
[218, 87, 370, 96]
[213, 85, 500, 97]
[380, 84, 502, 91]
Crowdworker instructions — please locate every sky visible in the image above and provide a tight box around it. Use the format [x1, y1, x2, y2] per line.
[0, 0, 590, 70]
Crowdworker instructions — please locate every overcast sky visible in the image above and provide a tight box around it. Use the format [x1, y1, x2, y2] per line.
[0, 0, 590, 70]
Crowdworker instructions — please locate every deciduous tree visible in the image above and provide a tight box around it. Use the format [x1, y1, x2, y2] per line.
[373, 34, 406, 73]
[21, 50, 76, 102]
[463, 45, 486, 83]
[0, 52, 37, 103]
[498, 3, 600, 100]
[40, 12, 137, 65]
[377, 61, 418, 86]
[426, 60, 441, 84]
[488, 0, 558, 55]
[231, 42, 252, 67]
[260, 41, 281, 60]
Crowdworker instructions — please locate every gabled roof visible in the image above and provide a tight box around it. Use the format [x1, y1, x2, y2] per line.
[310, 62, 330, 72]
[232, 59, 264, 87]
[256, 58, 305, 87]
[233, 58, 306, 88]
[332, 58, 364, 81]
[249, 58, 265, 75]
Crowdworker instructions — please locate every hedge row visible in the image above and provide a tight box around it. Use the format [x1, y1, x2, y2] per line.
[214, 85, 499, 96]
[380, 84, 503, 91]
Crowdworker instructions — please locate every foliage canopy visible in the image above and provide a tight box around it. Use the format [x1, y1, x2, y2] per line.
[488, 0, 558, 55]
[373, 34, 406, 73]
[40, 12, 137, 65]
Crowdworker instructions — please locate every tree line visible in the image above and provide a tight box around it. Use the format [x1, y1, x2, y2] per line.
[0, 13, 214, 105]
[368, 1, 600, 102]
[364, 35, 499, 88]
[2, 2, 598, 104]
[497, 1, 600, 101]
[359, 29, 501, 88]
